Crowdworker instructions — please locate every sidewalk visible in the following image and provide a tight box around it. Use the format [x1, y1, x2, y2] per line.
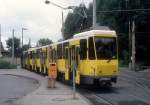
[0, 69, 91, 105]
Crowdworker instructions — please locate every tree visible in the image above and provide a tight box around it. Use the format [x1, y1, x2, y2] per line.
[64, 4, 90, 39]
[37, 38, 52, 46]
[63, 0, 150, 65]
[22, 44, 30, 51]
[6, 37, 21, 57]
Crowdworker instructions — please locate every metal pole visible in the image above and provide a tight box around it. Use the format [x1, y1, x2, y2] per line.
[0, 24, 2, 57]
[73, 66, 75, 99]
[12, 29, 15, 64]
[126, 0, 132, 70]
[61, 9, 64, 38]
[22, 28, 23, 47]
[129, 17, 132, 70]
[131, 20, 136, 70]
[73, 59, 76, 99]
[28, 38, 31, 48]
[93, 0, 96, 28]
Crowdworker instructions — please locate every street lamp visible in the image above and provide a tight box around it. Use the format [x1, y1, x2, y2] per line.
[93, 0, 96, 28]
[22, 28, 28, 47]
[45, 0, 71, 38]
[45, 0, 65, 9]
[12, 29, 15, 64]
[0, 24, 2, 57]
[45, 0, 87, 38]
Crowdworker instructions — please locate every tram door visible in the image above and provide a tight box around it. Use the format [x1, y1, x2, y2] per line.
[65, 46, 80, 83]
[75, 46, 80, 84]
[75, 47, 79, 69]
[69, 46, 75, 81]
[65, 47, 69, 80]
[65, 47, 69, 69]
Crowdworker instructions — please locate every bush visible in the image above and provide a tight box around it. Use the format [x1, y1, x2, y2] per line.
[0, 60, 17, 69]
[119, 59, 129, 67]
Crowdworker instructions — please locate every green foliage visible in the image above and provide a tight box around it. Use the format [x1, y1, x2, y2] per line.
[6, 37, 20, 49]
[119, 60, 129, 67]
[37, 38, 53, 46]
[64, 0, 150, 65]
[6, 37, 21, 57]
[119, 50, 129, 67]
[64, 4, 92, 39]
[0, 60, 17, 69]
[22, 44, 30, 51]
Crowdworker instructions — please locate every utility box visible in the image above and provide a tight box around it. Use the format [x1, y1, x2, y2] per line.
[48, 63, 57, 79]
[47, 63, 57, 88]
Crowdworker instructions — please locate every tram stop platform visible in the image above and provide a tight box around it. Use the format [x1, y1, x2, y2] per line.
[5, 69, 91, 105]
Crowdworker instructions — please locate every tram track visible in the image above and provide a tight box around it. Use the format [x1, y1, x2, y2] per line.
[78, 86, 117, 105]
[120, 74, 150, 93]
[77, 72, 150, 105]
[91, 94, 116, 105]
[60, 69, 150, 105]
[78, 82, 150, 105]
[118, 74, 150, 102]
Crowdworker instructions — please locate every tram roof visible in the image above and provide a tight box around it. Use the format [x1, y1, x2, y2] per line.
[23, 30, 117, 52]
[73, 30, 116, 38]
[49, 30, 116, 45]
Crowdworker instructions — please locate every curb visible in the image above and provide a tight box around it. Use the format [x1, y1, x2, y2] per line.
[0, 73, 40, 85]
[0, 72, 92, 105]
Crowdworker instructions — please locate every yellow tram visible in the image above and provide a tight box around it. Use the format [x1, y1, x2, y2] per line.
[22, 30, 118, 85]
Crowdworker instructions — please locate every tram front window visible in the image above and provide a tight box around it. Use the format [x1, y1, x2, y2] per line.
[95, 37, 117, 59]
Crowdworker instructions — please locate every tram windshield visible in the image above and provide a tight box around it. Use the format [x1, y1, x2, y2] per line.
[94, 37, 117, 59]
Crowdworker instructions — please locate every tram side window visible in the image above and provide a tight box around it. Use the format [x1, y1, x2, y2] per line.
[29, 52, 32, 59]
[43, 50, 47, 61]
[42, 52, 45, 60]
[51, 49, 54, 62]
[63, 42, 69, 59]
[37, 50, 39, 59]
[88, 37, 95, 60]
[32, 53, 34, 59]
[76, 47, 79, 65]
[63, 44, 65, 59]
[36, 52, 38, 58]
[45, 49, 47, 58]
[65, 48, 68, 59]
[31, 52, 33, 59]
[37, 49, 42, 59]
[39, 50, 42, 59]
[57, 44, 62, 59]
[80, 39, 87, 60]
[54, 50, 57, 62]
[49, 48, 52, 62]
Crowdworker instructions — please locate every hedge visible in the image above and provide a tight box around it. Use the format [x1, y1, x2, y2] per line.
[0, 60, 17, 69]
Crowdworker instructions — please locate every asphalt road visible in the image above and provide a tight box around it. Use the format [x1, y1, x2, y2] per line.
[79, 68, 150, 105]
[0, 74, 39, 105]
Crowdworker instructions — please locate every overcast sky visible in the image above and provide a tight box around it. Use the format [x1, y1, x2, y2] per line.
[0, 0, 92, 48]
